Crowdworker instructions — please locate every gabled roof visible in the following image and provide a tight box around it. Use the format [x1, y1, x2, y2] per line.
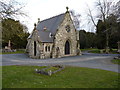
[28, 13, 66, 43]
[36, 13, 65, 35]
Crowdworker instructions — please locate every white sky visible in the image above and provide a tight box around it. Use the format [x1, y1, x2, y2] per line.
[17, 0, 118, 33]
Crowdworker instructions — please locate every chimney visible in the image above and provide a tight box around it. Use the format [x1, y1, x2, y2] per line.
[43, 26, 47, 31]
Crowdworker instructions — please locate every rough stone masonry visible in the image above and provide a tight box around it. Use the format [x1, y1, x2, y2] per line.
[26, 7, 81, 59]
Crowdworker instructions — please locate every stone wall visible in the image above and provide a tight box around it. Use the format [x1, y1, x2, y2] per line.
[26, 12, 80, 59]
[43, 43, 53, 58]
[26, 30, 41, 59]
[26, 30, 54, 59]
[52, 12, 78, 58]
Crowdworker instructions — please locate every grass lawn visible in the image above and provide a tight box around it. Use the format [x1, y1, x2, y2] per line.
[2, 65, 119, 88]
[82, 48, 119, 54]
[111, 59, 120, 65]
[88, 49, 100, 53]
[81, 48, 98, 52]
[0, 50, 25, 54]
[44, 66, 61, 72]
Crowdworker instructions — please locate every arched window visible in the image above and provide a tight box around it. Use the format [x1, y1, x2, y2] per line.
[45, 46, 47, 52]
[48, 46, 50, 51]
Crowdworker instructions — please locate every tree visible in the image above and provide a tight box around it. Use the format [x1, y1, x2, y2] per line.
[113, 1, 120, 22]
[0, 0, 28, 49]
[0, 0, 26, 19]
[86, 32, 96, 48]
[96, 14, 120, 49]
[79, 30, 96, 49]
[2, 18, 29, 49]
[70, 10, 81, 30]
[106, 14, 120, 48]
[96, 20, 106, 49]
[87, 0, 120, 52]
[79, 30, 87, 49]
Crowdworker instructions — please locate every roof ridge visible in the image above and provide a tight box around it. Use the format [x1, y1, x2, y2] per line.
[36, 12, 65, 42]
[39, 13, 65, 23]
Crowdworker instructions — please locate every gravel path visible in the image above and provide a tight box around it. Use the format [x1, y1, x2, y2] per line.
[1, 53, 120, 73]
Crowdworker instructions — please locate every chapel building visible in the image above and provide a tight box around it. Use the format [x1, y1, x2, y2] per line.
[26, 7, 81, 59]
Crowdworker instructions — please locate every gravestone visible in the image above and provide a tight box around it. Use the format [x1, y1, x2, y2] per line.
[5, 40, 11, 50]
[3, 40, 16, 52]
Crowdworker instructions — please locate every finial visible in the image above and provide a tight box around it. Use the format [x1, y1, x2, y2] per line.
[34, 23, 36, 30]
[34, 23, 36, 27]
[38, 18, 40, 23]
[66, 6, 69, 12]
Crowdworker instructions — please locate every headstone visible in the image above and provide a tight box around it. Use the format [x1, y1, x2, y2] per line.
[8, 40, 11, 50]
[4, 40, 12, 52]
[4, 40, 11, 50]
[5, 46, 8, 49]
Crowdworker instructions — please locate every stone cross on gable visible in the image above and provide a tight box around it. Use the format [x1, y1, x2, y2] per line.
[66, 7, 69, 11]
[33, 23, 37, 31]
[66, 6, 69, 13]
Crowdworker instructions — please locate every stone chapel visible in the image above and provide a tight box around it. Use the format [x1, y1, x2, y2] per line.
[26, 7, 81, 59]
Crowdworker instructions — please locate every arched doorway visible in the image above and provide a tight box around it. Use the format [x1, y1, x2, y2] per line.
[34, 41, 37, 56]
[65, 40, 70, 55]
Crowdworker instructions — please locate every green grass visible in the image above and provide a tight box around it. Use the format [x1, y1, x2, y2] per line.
[0, 50, 25, 54]
[44, 66, 60, 72]
[89, 49, 100, 53]
[81, 48, 98, 51]
[111, 59, 120, 65]
[83, 48, 119, 54]
[2, 65, 119, 88]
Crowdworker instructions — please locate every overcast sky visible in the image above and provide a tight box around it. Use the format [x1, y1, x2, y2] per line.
[18, 0, 118, 33]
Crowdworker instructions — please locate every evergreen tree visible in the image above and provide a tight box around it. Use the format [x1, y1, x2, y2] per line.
[2, 18, 29, 49]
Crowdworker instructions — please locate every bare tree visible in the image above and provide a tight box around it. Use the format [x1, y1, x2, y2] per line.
[96, 0, 113, 22]
[0, 0, 27, 19]
[87, 0, 113, 27]
[87, 7, 97, 28]
[114, 1, 120, 21]
[70, 10, 81, 30]
[87, 0, 119, 53]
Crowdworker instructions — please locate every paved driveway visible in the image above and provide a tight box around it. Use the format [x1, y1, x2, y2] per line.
[1, 53, 120, 73]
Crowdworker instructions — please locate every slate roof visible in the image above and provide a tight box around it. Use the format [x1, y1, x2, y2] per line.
[36, 13, 65, 35]
[35, 13, 65, 43]
[38, 30, 53, 42]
